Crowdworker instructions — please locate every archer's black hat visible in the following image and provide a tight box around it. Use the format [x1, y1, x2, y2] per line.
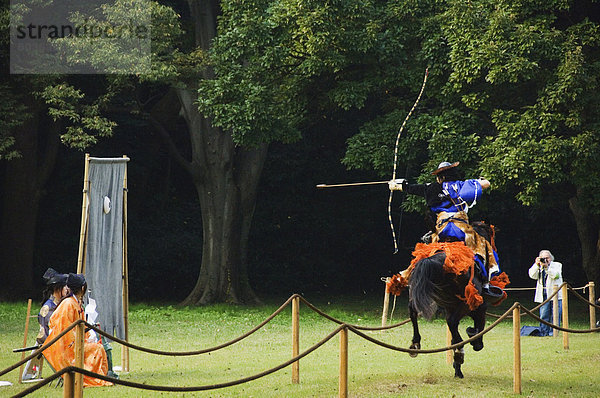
[42, 268, 68, 286]
[66, 273, 87, 291]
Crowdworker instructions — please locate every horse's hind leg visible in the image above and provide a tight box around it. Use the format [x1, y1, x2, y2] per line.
[446, 311, 465, 378]
[452, 347, 465, 379]
[408, 300, 421, 357]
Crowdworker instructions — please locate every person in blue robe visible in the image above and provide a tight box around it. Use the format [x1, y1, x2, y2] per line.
[389, 162, 500, 283]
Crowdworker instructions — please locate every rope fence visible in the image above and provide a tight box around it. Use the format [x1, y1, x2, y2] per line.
[3, 283, 599, 398]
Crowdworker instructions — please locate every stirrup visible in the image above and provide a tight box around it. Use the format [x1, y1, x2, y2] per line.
[482, 285, 505, 305]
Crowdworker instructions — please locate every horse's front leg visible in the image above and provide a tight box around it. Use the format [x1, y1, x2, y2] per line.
[446, 311, 465, 379]
[466, 302, 487, 352]
[408, 300, 421, 357]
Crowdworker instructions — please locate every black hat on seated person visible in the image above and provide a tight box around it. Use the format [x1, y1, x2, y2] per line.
[43, 268, 68, 286]
[66, 273, 87, 291]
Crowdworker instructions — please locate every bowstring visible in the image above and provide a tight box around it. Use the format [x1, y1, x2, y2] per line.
[388, 68, 429, 254]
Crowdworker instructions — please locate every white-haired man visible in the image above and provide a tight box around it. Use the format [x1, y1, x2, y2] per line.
[528, 250, 563, 336]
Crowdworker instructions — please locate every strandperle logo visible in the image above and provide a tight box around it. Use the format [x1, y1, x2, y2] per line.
[10, 0, 151, 74]
[14, 19, 149, 40]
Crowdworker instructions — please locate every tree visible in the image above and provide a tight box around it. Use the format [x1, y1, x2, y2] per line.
[0, 1, 116, 298]
[435, 0, 600, 293]
[343, 0, 600, 291]
[59, 0, 396, 304]
[0, 78, 116, 298]
[196, 0, 410, 302]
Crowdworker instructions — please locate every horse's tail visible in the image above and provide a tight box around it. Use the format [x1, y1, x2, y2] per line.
[409, 252, 445, 319]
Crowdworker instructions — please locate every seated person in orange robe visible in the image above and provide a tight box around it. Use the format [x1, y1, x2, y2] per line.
[44, 273, 112, 387]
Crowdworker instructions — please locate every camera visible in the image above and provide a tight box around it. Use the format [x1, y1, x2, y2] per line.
[539, 257, 547, 264]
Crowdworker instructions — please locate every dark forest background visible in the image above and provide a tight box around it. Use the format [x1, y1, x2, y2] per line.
[3, 0, 597, 304]
[15, 109, 584, 303]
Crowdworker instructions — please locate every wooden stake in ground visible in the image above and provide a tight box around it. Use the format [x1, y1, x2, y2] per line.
[552, 286, 559, 339]
[513, 305, 521, 394]
[562, 284, 569, 350]
[18, 299, 32, 384]
[589, 282, 596, 329]
[339, 327, 348, 398]
[292, 296, 300, 384]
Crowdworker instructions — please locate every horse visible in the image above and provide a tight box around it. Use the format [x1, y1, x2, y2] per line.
[407, 222, 502, 379]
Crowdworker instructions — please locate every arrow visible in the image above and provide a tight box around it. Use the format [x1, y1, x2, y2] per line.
[316, 181, 390, 188]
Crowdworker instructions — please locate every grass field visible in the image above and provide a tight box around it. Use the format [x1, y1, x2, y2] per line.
[1, 291, 599, 397]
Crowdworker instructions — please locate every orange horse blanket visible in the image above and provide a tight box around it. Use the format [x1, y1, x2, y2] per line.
[387, 242, 483, 310]
[45, 296, 112, 387]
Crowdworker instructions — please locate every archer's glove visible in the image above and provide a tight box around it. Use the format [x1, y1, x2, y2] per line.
[388, 179, 405, 191]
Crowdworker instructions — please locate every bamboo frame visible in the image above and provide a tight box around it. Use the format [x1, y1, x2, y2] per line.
[76, 154, 130, 372]
[122, 155, 130, 372]
[76, 153, 91, 274]
[291, 296, 300, 384]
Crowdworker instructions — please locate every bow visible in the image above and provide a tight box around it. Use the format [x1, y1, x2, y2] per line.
[388, 68, 429, 254]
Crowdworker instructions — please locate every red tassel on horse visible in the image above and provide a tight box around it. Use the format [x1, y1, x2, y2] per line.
[463, 281, 483, 311]
[387, 273, 409, 296]
[490, 272, 510, 289]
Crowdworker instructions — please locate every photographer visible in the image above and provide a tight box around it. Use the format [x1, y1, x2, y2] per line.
[528, 250, 563, 336]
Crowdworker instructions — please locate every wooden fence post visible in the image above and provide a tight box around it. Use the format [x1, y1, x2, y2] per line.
[552, 286, 559, 339]
[589, 282, 596, 330]
[292, 296, 300, 384]
[446, 326, 452, 364]
[339, 326, 348, 398]
[381, 278, 390, 327]
[513, 305, 521, 394]
[561, 285, 569, 350]
[74, 322, 85, 398]
[19, 299, 33, 384]
[63, 371, 75, 398]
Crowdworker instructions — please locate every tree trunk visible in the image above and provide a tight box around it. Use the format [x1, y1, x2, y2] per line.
[0, 109, 59, 299]
[173, 88, 267, 305]
[148, 0, 267, 304]
[568, 192, 600, 299]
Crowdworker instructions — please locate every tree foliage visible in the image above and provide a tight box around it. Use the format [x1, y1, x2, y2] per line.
[198, 0, 394, 146]
[337, 0, 600, 216]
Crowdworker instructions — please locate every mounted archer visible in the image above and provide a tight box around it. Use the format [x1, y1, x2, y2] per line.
[389, 161, 500, 295]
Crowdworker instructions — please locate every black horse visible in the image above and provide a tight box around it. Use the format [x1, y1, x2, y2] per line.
[407, 222, 500, 378]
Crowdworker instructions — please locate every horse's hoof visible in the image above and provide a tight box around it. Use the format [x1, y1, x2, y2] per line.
[453, 363, 464, 378]
[466, 327, 484, 351]
[409, 342, 420, 358]
[472, 340, 484, 351]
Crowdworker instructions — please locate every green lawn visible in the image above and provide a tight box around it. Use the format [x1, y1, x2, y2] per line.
[1, 292, 599, 397]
